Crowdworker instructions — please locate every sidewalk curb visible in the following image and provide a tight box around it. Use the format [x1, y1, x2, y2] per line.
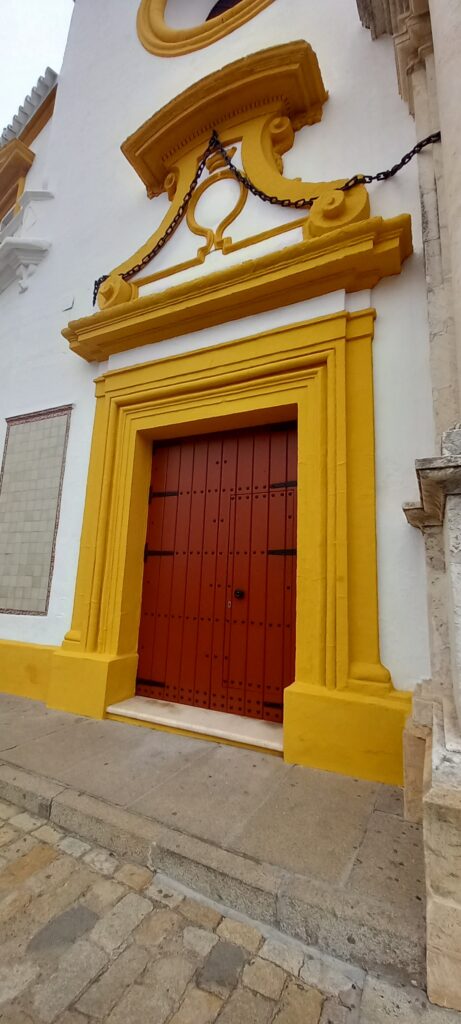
[0, 760, 425, 985]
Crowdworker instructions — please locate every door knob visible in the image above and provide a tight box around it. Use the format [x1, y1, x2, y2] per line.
[234, 589, 245, 599]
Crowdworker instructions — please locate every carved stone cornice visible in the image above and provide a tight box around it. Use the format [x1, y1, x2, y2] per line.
[122, 41, 328, 198]
[404, 428, 461, 528]
[356, 0, 433, 112]
[404, 458, 461, 529]
[0, 237, 50, 295]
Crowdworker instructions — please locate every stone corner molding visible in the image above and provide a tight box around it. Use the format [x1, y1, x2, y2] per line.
[137, 0, 276, 57]
[0, 237, 50, 295]
[403, 426, 461, 529]
[356, 0, 433, 113]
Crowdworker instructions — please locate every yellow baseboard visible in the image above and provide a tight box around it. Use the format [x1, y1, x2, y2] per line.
[0, 639, 55, 703]
[47, 650, 137, 719]
[284, 681, 412, 785]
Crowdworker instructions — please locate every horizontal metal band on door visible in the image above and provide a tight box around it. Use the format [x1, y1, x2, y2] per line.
[145, 548, 297, 557]
[267, 548, 297, 556]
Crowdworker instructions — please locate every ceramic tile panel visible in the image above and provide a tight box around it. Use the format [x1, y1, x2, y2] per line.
[0, 406, 71, 614]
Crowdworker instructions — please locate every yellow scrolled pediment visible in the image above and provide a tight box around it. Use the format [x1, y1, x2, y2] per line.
[62, 42, 413, 360]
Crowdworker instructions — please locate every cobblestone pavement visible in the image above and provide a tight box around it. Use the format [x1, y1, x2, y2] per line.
[0, 798, 459, 1024]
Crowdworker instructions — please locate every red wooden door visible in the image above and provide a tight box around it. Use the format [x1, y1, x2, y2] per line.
[137, 423, 297, 723]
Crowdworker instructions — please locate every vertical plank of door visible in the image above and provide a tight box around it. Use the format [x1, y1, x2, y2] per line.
[137, 445, 168, 689]
[193, 437, 223, 708]
[263, 429, 289, 721]
[211, 434, 238, 711]
[285, 428, 298, 689]
[166, 442, 194, 703]
[149, 443, 181, 700]
[178, 439, 208, 706]
[225, 431, 254, 718]
[244, 430, 270, 719]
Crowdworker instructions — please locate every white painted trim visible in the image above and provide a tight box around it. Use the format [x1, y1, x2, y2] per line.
[0, 191, 54, 244]
[0, 237, 51, 294]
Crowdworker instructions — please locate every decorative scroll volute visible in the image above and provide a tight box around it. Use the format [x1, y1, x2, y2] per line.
[243, 114, 370, 238]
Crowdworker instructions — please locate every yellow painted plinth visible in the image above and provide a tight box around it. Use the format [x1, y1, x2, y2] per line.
[47, 650, 137, 719]
[284, 682, 412, 785]
[0, 639, 54, 703]
[0, 639, 411, 783]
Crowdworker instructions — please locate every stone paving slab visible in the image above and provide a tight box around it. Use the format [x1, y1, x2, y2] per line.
[0, 795, 459, 1022]
[0, 695, 426, 983]
[226, 764, 377, 883]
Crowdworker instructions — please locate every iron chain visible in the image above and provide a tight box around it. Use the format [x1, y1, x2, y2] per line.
[340, 130, 441, 191]
[93, 128, 441, 306]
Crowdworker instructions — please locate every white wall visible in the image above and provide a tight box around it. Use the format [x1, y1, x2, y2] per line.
[26, 118, 53, 190]
[0, 0, 434, 687]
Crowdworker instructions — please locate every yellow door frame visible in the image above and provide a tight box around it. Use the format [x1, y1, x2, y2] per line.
[46, 307, 410, 783]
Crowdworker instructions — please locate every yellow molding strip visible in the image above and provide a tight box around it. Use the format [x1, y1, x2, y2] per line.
[131, 215, 308, 291]
[63, 215, 412, 362]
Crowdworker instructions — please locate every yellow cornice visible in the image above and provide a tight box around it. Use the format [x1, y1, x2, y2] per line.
[0, 138, 35, 221]
[63, 214, 412, 362]
[121, 41, 328, 197]
[137, 0, 276, 57]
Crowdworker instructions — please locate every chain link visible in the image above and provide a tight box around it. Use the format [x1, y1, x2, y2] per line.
[340, 131, 441, 191]
[93, 128, 441, 306]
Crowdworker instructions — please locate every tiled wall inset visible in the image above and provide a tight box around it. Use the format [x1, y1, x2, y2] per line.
[0, 406, 71, 615]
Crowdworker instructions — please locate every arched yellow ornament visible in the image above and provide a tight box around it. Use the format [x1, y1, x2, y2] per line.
[137, 0, 276, 57]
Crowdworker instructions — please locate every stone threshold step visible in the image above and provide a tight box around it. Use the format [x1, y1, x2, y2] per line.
[106, 696, 284, 753]
[0, 760, 425, 987]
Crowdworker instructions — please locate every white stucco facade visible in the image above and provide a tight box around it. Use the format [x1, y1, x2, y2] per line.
[0, 0, 435, 689]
